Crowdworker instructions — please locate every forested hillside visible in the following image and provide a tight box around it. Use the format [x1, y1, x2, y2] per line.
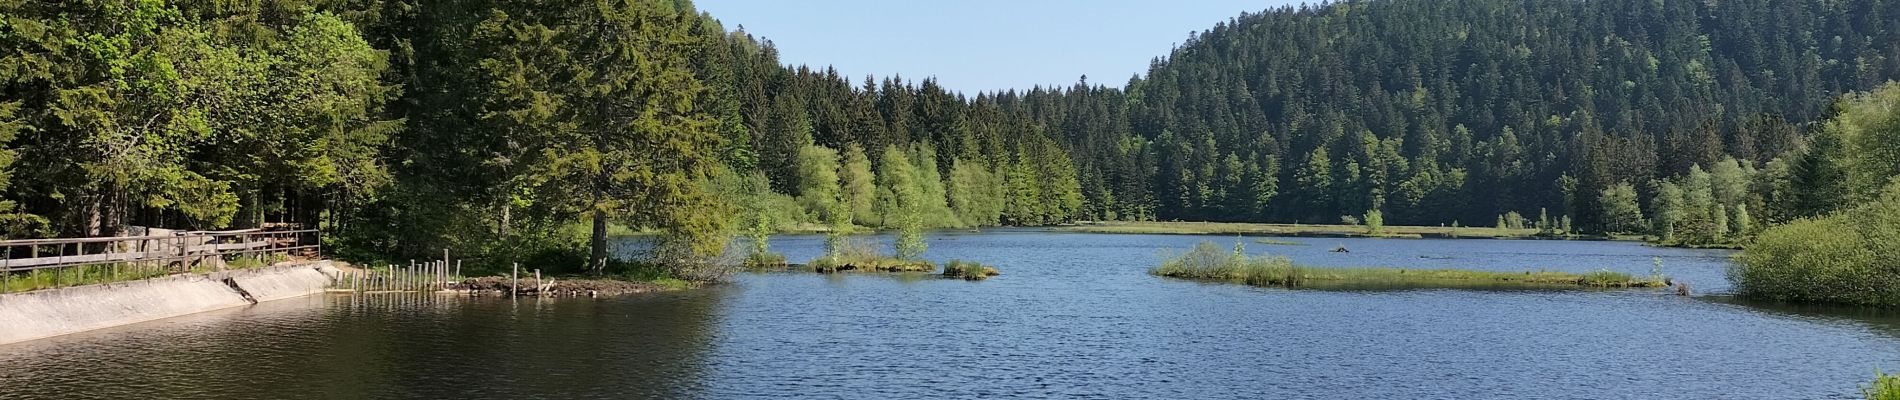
[3, 0, 1898, 270]
[1120, 0, 1900, 230]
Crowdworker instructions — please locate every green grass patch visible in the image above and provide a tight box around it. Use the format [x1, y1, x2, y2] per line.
[4, 254, 295, 293]
[1254, 238, 1308, 246]
[743, 251, 788, 269]
[224, 253, 291, 270]
[809, 256, 934, 273]
[941, 260, 1000, 280]
[1152, 241, 1667, 290]
[2, 263, 177, 293]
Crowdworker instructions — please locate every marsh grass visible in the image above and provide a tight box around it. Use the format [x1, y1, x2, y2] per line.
[224, 253, 291, 270]
[743, 251, 788, 269]
[941, 260, 1000, 280]
[1867, 371, 1900, 400]
[1063, 221, 1541, 239]
[1152, 240, 1667, 290]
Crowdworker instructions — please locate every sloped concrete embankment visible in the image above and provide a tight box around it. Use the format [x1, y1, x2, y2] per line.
[0, 262, 339, 345]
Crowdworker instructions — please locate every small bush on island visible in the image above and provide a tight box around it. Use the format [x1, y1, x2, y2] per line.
[1153, 240, 1666, 289]
[1363, 209, 1385, 235]
[941, 260, 1000, 280]
[1732, 182, 1900, 306]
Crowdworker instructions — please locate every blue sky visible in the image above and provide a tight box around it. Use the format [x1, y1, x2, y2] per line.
[695, 0, 1305, 94]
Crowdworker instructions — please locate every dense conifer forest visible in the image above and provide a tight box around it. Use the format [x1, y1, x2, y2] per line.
[5, 0, 1900, 271]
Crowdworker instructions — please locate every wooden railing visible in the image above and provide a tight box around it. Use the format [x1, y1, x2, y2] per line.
[0, 229, 320, 292]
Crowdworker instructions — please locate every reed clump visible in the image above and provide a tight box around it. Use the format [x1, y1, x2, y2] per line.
[1866, 371, 1900, 400]
[1152, 240, 1667, 289]
[941, 260, 1000, 280]
[1151, 241, 1305, 287]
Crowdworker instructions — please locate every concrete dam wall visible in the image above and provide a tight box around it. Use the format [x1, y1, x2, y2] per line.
[0, 262, 339, 345]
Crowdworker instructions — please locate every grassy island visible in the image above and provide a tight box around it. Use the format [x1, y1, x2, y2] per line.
[1153, 241, 1667, 290]
[942, 260, 1000, 281]
[1060, 221, 1549, 239]
[804, 239, 934, 273]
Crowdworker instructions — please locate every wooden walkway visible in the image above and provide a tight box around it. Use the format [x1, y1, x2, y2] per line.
[0, 229, 319, 273]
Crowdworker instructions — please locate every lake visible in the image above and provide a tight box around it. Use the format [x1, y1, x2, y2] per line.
[3, 230, 1897, 399]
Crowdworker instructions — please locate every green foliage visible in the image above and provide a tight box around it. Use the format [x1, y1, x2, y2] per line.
[1647, 159, 1761, 246]
[1651, 181, 1685, 242]
[1733, 182, 1900, 306]
[224, 254, 291, 270]
[12, 0, 1900, 284]
[0, 2, 397, 233]
[2, 263, 175, 293]
[1830, 83, 1900, 203]
[1151, 241, 1302, 287]
[1362, 209, 1384, 235]
[840, 145, 878, 227]
[711, 167, 799, 260]
[743, 251, 786, 269]
[941, 260, 999, 280]
[808, 236, 931, 273]
[948, 158, 1005, 227]
[877, 146, 928, 259]
[1599, 183, 1646, 234]
[472, 0, 729, 273]
[795, 145, 844, 221]
[1866, 371, 1900, 400]
[1497, 211, 1527, 230]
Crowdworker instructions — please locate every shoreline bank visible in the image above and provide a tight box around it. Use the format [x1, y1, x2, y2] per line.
[0, 261, 340, 345]
[1053, 221, 1647, 241]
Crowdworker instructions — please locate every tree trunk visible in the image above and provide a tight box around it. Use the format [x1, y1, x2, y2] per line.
[86, 194, 103, 237]
[498, 201, 511, 239]
[589, 210, 608, 276]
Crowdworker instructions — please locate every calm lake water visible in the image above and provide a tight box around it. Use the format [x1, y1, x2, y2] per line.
[4, 230, 1899, 399]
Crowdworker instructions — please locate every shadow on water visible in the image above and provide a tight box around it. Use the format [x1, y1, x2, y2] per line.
[1703, 295, 1900, 336]
[0, 290, 730, 399]
[1291, 280, 1675, 293]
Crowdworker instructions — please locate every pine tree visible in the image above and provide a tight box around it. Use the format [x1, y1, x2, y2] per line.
[1294, 147, 1334, 220]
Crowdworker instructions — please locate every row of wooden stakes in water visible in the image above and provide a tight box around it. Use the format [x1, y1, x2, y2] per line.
[332, 260, 462, 293]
